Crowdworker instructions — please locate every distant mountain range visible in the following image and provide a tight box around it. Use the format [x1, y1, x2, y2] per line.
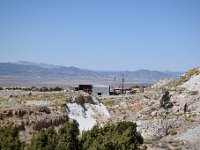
[16, 61, 62, 69]
[0, 61, 184, 86]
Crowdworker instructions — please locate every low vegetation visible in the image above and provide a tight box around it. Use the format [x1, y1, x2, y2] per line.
[169, 127, 177, 135]
[29, 120, 80, 150]
[81, 122, 143, 150]
[0, 125, 22, 150]
[175, 68, 200, 86]
[74, 95, 93, 105]
[189, 90, 199, 95]
[5, 86, 64, 92]
[160, 91, 173, 109]
[0, 121, 144, 150]
[185, 114, 195, 122]
[102, 99, 120, 106]
[52, 97, 67, 106]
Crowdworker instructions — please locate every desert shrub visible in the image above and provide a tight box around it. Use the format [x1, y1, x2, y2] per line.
[56, 120, 80, 150]
[81, 121, 143, 150]
[29, 126, 58, 150]
[169, 128, 177, 135]
[132, 85, 139, 88]
[52, 87, 63, 91]
[9, 95, 13, 98]
[75, 95, 86, 106]
[160, 91, 173, 109]
[185, 115, 195, 122]
[186, 68, 200, 77]
[30, 86, 38, 91]
[103, 99, 119, 106]
[39, 87, 63, 92]
[0, 125, 22, 150]
[143, 115, 152, 120]
[28, 92, 32, 97]
[184, 103, 188, 114]
[74, 95, 94, 105]
[84, 95, 94, 104]
[28, 121, 144, 150]
[162, 113, 168, 120]
[29, 120, 80, 150]
[53, 98, 66, 106]
[190, 91, 199, 95]
[141, 145, 148, 150]
[39, 87, 49, 92]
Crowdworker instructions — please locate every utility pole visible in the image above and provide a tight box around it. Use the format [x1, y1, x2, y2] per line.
[121, 74, 125, 94]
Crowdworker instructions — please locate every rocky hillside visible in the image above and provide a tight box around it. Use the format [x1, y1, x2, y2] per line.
[100, 67, 200, 149]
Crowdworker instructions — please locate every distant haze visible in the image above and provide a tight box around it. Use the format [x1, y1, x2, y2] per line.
[0, 1, 200, 71]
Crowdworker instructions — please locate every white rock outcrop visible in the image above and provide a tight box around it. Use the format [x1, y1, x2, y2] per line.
[66, 99, 110, 132]
[182, 73, 200, 92]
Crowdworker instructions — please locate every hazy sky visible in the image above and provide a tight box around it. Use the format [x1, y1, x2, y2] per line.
[0, 0, 200, 71]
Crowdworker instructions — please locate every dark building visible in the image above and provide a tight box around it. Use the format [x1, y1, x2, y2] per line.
[78, 84, 93, 94]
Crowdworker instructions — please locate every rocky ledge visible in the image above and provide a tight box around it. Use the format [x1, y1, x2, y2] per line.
[0, 106, 68, 141]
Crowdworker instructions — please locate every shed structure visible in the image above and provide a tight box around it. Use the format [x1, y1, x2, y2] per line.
[92, 85, 110, 96]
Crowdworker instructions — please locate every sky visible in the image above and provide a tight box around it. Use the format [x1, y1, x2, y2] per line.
[0, 0, 200, 72]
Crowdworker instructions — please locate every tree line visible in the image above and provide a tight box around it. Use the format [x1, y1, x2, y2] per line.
[0, 86, 64, 92]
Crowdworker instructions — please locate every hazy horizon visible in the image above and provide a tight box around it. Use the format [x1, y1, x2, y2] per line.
[0, 60, 186, 73]
[0, 1, 200, 72]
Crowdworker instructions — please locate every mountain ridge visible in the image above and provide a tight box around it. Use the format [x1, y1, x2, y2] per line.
[0, 61, 184, 86]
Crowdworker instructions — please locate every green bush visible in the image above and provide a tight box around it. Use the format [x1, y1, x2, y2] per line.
[103, 99, 119, 106]
[1, 121, 144, 150]
[169, 128, 177, 135]
[29, 120, 80, 150]
[160, 91, 173, 109]
[0, 125, 22, 150]
[81, 121, 143, 150]
[185, 115, 195, 122]
[29, 126, 58, 150]
[56, 120, 80, 150]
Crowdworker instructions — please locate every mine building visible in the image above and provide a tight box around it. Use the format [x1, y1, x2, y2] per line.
[92, 85, 110, 96]
[78, 84, 93, 94]
[76, 84, 110, 96]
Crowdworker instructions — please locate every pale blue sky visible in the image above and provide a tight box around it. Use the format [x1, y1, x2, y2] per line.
[0, 0, 200, 71]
